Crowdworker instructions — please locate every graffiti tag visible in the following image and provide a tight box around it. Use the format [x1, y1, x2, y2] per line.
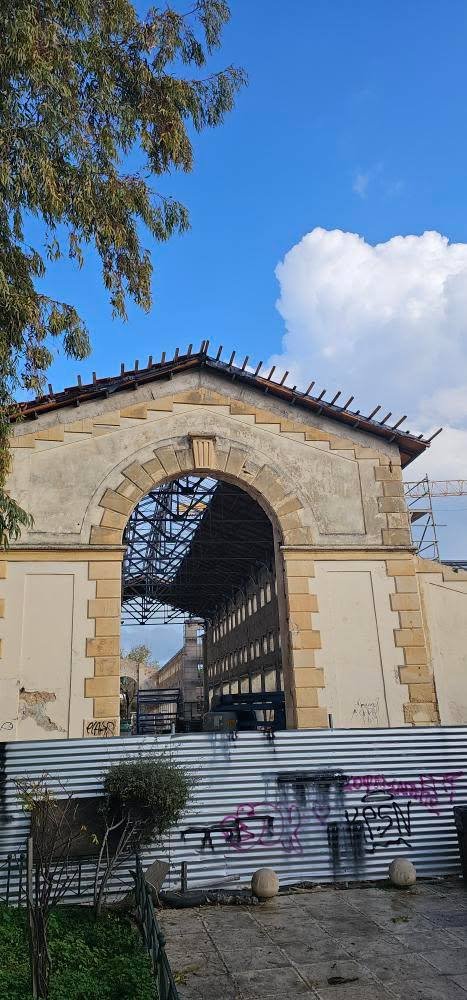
[84, 719, 117, 738]
[345, 790, 412, 853]
[344, 771, 463, 815]
[221, 802, 301, 853]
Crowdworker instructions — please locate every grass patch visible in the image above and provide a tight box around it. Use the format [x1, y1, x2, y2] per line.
[0, 905, 156, 1000]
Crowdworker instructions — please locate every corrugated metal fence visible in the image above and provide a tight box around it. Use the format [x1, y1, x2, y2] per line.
[1, 726, 466, 901]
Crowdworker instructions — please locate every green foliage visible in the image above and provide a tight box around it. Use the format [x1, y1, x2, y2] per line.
[119, 674, 137, 720]
[0, 0, 245, 545]
[126, 644, 153, 666]
[0, 489, 33, 549]
[103, 753, 192, 845]
[0, 905, 156, 1000]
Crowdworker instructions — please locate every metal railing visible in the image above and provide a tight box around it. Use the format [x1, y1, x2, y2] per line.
[0, 850, 135, 908]
[133, 855, 179, 1000]
[0, 852, 25, 906]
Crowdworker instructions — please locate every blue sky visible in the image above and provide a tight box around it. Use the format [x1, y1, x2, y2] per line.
[26, 1, 467, 657]
[43, 0, 467, 385]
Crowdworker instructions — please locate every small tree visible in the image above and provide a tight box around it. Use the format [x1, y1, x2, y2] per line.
[127, 644, 153, 667]
[0, 0, 245, 545]
[16, 775, 88, 998]
[94, 754, 191, 916]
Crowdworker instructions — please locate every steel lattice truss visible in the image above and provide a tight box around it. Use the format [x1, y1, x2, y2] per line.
[121, 476, 275, 625]
[122, 476, 218, 624]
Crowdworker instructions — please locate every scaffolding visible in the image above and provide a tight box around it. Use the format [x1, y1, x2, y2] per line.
[404, 477, 467, 563]
[121, 476, 275, 626]
[404, 475, 440, 560]
[122, 476, 218, 625]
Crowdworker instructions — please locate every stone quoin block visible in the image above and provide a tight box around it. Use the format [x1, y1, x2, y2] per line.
[86, 636, 120, 657]
[94, 617, 120, 637]
[293, 667, 325, 688]
[93, 696, 121, 718]
[94, 656, 121, 677]
[382, 528, 412, 546]
[297, 707, 329, 728]
[374, 466, 403, 482]
[88, 561, 122, 580]
[96, 579, 121, 598]
[288, 593, 319, 613]
[122, 462, 154, 491]
[390, 593, 420, 612]
[395, 576, 419, 593]
[382, 481, 405, 496]
[394, 628, 425, 648]
[403, 646, 428, 665]
[85, 675, 120, 698]
[116, 479, 143, 503]
[295, 688, 320, 708]
[378, 497, 408, 513]
[155, 446, 180, 476]
[404, 702, 439, 724]
[100, 509, 127, 529]
[120, 403, 147, 419]
[399, 664, 432, 684]
[90, 526, 122, 544]
[100, 489, 134, 515]
[142, 456, 165, 481]
[398, 610, 423, 629]
[408, 682, 437, 703]
[386, 560, 416, 577]
[87, 598, 120, 619]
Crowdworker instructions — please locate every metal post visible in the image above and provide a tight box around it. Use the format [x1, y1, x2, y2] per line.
[6, 853, 11, 906]
[26, 836, 38, 999]
[18, 853, 24, 907]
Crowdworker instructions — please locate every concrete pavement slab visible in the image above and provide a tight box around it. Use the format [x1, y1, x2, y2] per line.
[160, 881, 467, 1000]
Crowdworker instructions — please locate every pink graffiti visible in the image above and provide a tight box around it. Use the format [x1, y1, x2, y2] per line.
[221, 801, 303, 854]
[344, 771, 463, 815]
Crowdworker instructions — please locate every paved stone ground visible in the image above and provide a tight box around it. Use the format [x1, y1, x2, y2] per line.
[160, 878, 467, 1000]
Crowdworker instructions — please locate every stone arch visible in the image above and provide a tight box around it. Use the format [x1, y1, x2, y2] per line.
[88, 433, 304, 728]
[87, 433, 310, 548]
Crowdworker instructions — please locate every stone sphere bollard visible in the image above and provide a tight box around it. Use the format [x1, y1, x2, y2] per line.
[251, 868, 279, 899]
[388, 858, 416, 887]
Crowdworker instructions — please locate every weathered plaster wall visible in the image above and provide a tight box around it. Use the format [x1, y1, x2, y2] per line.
[0, 557, 96, 738]
[0, 552, 122, 741]
[2, 369, 451, 739]
[416, 558, 467, 726]
[9, 370, 406, 551]
[313, 559, 402, 728]
[282, 548, 438, 730]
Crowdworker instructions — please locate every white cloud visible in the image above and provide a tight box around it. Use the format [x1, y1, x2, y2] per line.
[417, 427, 467, 481]
[271, 228, 467, 489]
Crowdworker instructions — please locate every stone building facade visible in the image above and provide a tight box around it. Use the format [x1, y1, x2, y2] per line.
[2, 349, 467, 740]
[154, 621, 204, 721]
[205, 566, 282, 703]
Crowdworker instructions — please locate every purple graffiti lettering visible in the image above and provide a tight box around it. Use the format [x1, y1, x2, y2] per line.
[344, 771, 464, 815]
[221, 801, 303, 854]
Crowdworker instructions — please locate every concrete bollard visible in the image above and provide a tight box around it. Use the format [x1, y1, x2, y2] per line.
[251, 868, 279, 899]
[388, 858, 416, 887]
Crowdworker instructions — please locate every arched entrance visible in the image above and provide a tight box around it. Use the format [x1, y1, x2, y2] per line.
[83, 427, 311, 736]
[120, 473, 289, 732]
